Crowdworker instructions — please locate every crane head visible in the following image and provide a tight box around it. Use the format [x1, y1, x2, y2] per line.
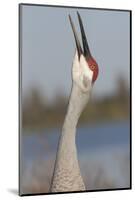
[69, 12, 99, 92]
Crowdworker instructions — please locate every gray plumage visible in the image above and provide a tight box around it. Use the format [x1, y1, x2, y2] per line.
[50, 81, 90, 192]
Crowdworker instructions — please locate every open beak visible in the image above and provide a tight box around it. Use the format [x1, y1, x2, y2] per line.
[69, 12, 92, 60]
[69, 14, 83, 58]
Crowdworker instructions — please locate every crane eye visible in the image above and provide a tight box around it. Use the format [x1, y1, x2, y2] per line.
[91, 65, 95, 70]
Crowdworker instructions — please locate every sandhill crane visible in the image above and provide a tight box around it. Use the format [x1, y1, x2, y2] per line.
[50, 12, 99, 192]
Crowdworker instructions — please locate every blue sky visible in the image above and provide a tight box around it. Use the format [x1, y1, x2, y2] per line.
[21, 5, 130, 101]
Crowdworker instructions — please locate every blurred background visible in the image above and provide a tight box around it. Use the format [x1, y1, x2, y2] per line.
[20, 5, 130, 194]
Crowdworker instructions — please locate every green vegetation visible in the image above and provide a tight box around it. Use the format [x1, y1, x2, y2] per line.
[22, 76, 130, 131]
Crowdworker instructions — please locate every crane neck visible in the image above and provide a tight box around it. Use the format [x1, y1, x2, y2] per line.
[63, 82, 90, 131]
[50, 82, 91, 192]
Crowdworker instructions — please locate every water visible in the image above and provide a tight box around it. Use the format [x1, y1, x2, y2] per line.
[21, 120, 130, 162]
[20, 121, 130, 192]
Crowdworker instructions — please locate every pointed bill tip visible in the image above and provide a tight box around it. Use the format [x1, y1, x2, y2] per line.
[68, 14, 72, 22]
[68, 14, 73, 28]
[77, 11, 82, 24]
[77, 12, 92, 59]
[77, 11, 80, 18]
[68, 13, 83, 59]
[68, 14, 74, 33]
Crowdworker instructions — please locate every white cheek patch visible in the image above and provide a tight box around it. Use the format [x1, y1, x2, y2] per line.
[72, 53, 93, 92]
[80, 55, 93, 82]
[82, 75, 90, 88]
